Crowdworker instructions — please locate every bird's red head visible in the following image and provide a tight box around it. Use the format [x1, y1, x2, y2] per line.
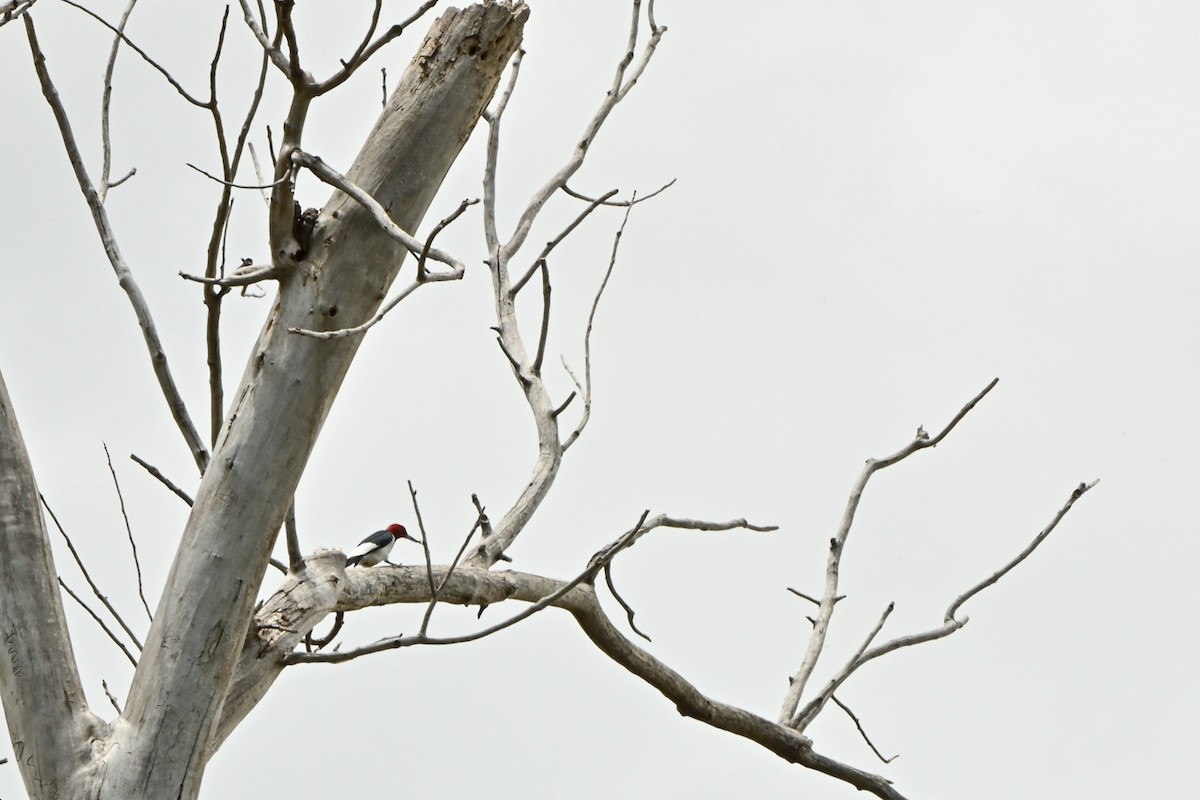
[386, 523, 415, 541]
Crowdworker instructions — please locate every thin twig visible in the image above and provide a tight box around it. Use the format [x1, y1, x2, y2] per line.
[416, 198, 478, 281]
[247, 143, 272, 206]
[98, 0, 138, 204]
[129, 454, 194, 506]
[532, 260, 551, 375]
[103, 444, 152, 622]
[102, 679, 123, 714]
[604, 562, 651, 642]
[510, 188, 619, 295]
[313, 0, 438, 95]
[58, 0, 209, 106]
[58, 578, 138, 668]
[831, 695, 897, 764]
[41, 494, 143, 651]
[180, 263, 281, 288]
[409, 482, 438, 601]
[561, 178, 675, 208]
[551, 391, 576, 419]
[186, 161, 289, 189]
[787, 588, 822, 606]
[285, 502, 301, 572]
[946, 480, 1099, 623]
[305, 610, 344, 652]
[26, 16, 211, 473]
[562, 194, 636, 452]
[481, 48, 525, 257]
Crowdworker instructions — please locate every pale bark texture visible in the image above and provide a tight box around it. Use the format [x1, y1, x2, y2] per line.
[0, 370, 107, 798]
[0, 5, 527, 798]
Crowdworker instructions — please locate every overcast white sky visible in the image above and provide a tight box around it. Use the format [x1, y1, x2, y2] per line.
[1, 1, 1196, 797]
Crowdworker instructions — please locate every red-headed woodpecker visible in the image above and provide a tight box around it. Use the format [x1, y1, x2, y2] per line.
[344, 523, 419, 568]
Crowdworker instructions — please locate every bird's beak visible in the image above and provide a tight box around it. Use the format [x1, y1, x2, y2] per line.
[404, 532, 423, 544]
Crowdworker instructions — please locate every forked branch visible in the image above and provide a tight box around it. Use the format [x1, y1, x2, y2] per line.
[779, 379, 999, 725]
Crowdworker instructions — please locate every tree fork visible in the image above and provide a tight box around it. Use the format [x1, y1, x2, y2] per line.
[2, 5, 527, 798]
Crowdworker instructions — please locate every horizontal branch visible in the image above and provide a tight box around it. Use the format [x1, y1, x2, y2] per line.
[179, 263, 281, 288]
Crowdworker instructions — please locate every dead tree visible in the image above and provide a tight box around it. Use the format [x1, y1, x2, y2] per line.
[0, 3, 1094, 799]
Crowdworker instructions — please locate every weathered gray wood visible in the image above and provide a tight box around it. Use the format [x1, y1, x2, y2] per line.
[100, 7, 527, 797]
[2, 5, 526, 798]
[0, 369, 107, 799]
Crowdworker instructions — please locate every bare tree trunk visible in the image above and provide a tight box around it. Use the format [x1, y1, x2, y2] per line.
[0, 369, 108, 797]
[0, 5, 527, 798]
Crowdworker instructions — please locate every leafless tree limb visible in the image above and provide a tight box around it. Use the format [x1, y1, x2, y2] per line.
[103, 444, 152, 622]
[532, 261, 552, 375]
[129, 453, 194, 506]
[603, 562, 651, 642]
[180, 263, 282, 288]
[41, 494, 143, 652]
[236, 0, 290, 77]
[510, 188, 619, 295]
[97, 0, 138, 203]
[946, 479, 1098, 622]
[792, 603, 894, 731]
[200, 9, 271, 445]
[287, 187, 476, 339]
[293, 547, 902, 799]
[58, 578, 138, 668]
[831, 695, 897, 764]
[789, 477, 1097, 731]
[305, 610, 344, 653]
[290, 150, 469, 273]
[314, 0, 440, 95]
[26, 15, 211, 473]
[285, 502, 302, 572]
[0, 0, 36, 27]
[787, 588, 823, 606]
[497, 0, 664, 264]
[247, 143, 273, 206]
[465, 2, 666, 570]
[562, 195, 634, 452]
[410, 482, 486, 636]
[186, 161, 289, 189]
[416, 197, 478, 281]
[102, 679, 123, 715]
[561, 178, 675, 207]
[481, 47, 524, 255]
[58, 0, 208, 106]
[778, 378, 1000, 725]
